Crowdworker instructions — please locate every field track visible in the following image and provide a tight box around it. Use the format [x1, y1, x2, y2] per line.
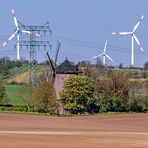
[0, 113, 148, 148]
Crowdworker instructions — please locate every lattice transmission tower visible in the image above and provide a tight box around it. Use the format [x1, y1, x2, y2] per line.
[18, 21, 52, 86]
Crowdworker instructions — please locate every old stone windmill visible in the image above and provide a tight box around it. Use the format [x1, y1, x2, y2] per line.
[47, 42, 79, 114]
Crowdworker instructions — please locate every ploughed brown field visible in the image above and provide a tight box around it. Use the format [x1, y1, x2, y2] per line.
[0, 113, 148, 148]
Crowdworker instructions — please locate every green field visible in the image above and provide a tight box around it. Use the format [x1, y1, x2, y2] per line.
[5, 85, 25, 105]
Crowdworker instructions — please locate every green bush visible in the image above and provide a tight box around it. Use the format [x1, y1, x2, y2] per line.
[127, 94, 148, 112]
[143, 100, 148, 111]
[94, 72, 131, 112]
[141, 71, 148, 79]
[60, 75, 94, 114]
[0, 104, 56, 114]
[110, 97, 127, 112]
[99, 104, 108, 113]
[87, 98, 100, 113]
[32, 78, 56, 112]
[0, 81, 9, 105]
[0, 105, 28, 112]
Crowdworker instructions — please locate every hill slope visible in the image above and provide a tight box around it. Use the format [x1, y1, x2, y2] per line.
[5, 65, 49, 84]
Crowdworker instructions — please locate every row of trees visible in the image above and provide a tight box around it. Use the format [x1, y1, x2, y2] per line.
[78, 60, 148, 70]
[0, 57, 29, 76]
[0, 56, 51, 77]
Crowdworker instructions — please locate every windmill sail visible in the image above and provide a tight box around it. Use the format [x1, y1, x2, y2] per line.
[55, 41, 61, 66]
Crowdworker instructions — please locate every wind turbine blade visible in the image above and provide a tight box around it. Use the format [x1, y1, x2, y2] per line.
[133, 34, 143, 51]
[90, 54, 103, 59]
[0, 31, 17, 48]
[2, 42, 7, 47]
[133, 14, 145, 33]
[105, 54, 115, 63]
[55, 41, 61, 66]
[8, 30, 18, 41]
[12, 9, 19, 29]
[21, 30, 40, 36]
[21, 30, 31, 34]
[110, 32, 130, 35]
[103, 40, 108, 53]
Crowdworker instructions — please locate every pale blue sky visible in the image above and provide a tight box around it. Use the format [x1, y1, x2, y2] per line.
[0, 0, 148, 67]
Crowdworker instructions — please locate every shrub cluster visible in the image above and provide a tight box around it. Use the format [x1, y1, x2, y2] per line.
[60, 73, 148, 114]
[1, 67, 148, 115]
[60, 75, 94, 114]
[0, 105, 28, 112]
[0, 81, 9, 105]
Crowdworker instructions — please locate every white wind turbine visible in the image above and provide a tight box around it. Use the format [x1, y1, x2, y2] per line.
[90, 40, 115, 65]
[1, 8, 40, 60]
[110, 14, 145, 66]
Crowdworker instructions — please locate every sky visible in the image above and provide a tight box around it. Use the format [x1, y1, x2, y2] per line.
[0, 0, 148, 67]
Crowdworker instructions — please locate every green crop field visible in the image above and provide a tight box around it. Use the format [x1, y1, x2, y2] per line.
[5, 84, 25, 105]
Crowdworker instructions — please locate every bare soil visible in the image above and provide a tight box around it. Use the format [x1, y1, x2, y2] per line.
[0, 113, 148, 148]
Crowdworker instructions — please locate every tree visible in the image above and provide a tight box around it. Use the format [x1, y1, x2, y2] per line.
[118, 63, 123, 69]
[32, 73, 56, 113]
[15, 60, 23, 67]
[32, 81, 55, 112]
[20, 85, 35, 111]
[20, 71, 56, 112]
[141, 71, 148, 79]
[0, 81, 9, 105]
[94, 72, 131, 112]
[78, 60, 90, 68]
[0, 56, 25, 76]
[144, 62, 148, 70]
[60, 75, 94, 114]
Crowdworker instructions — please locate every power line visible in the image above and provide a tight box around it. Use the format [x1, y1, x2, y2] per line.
[0, 32, 147, 54]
